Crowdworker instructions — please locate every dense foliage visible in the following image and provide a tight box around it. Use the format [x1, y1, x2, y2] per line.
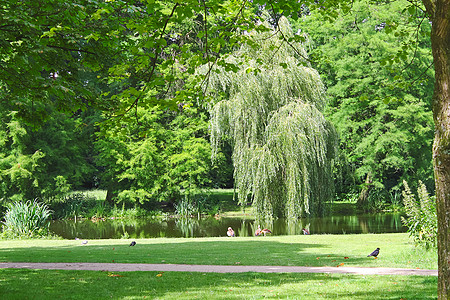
[207, 17, 337, 220]
[294, 0, 435, 208]
[0, 0, 435, 212]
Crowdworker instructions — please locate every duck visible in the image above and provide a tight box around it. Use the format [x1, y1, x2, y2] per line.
[255, 225, 272, 236]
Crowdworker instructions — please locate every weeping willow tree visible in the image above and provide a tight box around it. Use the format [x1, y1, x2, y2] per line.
[205, 17, 337, 222]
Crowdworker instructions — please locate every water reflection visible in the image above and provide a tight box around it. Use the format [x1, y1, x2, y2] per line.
[49, 213, 407, 239]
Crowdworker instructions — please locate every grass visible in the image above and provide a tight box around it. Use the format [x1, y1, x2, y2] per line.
[0, 233, 437, 269]
[70, 190, 107, 201]
[0, 269, 437, 299]
[0, 233, 437, 299]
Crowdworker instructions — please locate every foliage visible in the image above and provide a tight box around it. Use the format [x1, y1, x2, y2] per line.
[294, 0, 435, 200]
[95, 104, 225, 206]
[1, 200, 52, 238]
[0, 108, 100, 202]
[49, 192, 103, 220]
[207, 17, 337, 220]
[401, 180, 437, 248]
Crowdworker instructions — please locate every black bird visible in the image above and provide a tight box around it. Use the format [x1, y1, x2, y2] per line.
[129, 241, 136, 246]
[367, 248, 380, 258]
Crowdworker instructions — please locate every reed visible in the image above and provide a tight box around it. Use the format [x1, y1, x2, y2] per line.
[1, 200, 52, 238]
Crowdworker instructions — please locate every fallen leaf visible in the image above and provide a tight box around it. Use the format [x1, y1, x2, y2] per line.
[156, 273, 163, 277]
[108, 274, 123, 277]
[344, 257, 349, 259]
[316, 257, 320, 260]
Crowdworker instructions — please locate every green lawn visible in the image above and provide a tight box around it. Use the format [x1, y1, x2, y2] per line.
[0, 269, 437, 299]
[0, 233, 438, 299]
[0, 233, 437, 269]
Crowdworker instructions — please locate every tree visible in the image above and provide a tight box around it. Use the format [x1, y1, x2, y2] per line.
[206, 17, 337, 221]
[2, 0, 448, 296]
[421, 0, 450, 297]
[95, 103, 217, 207]
[294, 0, 435, 209]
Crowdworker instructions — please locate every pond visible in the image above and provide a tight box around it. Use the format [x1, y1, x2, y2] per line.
[49, 212, 406, 239]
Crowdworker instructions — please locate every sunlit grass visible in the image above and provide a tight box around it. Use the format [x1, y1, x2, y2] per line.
[0, 233, 437, 270]
[0, 233, 437, 299]
[70, 189, 107, 201]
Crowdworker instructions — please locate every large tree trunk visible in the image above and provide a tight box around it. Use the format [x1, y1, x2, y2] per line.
[427, 0, 450, 298]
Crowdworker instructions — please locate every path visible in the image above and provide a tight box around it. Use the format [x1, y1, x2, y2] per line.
[0, 262, 437, 276]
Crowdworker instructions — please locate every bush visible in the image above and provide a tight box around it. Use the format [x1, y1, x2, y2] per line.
[401, 180, 437, 248]
[1, 200, 52, 238]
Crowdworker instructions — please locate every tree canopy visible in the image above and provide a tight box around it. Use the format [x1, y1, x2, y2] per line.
[206, 17, 337, 221]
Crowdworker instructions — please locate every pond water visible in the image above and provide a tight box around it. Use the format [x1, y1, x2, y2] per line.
[49, 213, 406, 239]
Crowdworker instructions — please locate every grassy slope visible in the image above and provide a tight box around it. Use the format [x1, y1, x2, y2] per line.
[0, 233, 438, 299]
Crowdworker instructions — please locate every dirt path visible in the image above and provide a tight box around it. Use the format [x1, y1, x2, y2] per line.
[0, 262, 437, 276]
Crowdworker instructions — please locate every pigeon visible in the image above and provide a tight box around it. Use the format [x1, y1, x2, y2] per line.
[129, 241, 136, 246]
[367, 247, 380, 258]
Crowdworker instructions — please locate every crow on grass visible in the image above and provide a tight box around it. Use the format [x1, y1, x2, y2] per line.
[367, 248, 380, 258]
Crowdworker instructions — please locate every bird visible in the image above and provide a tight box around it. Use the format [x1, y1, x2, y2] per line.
[81, 240, 88, 245]
[227, 227, 235, 237]
[255, 225, 272, 236]
[302, 228, 310, 235]
[261, 228, 272, 236]
[367, 248, 380, 258]
[130, 241, 136, 246]
[255, 225, 262, 236]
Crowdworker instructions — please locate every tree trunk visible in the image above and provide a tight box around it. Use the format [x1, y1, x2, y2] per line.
[428, 0, 450, 298]
[105, 185, 116, 206]
[357, 172, 372, 210]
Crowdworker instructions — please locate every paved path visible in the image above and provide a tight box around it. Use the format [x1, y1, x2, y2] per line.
[0, 262, 437, 276]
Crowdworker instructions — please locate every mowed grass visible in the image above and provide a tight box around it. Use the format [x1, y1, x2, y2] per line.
[0, 233, 437, 269]
[0, 233, 438, 299]
[0, 269, 437, 299]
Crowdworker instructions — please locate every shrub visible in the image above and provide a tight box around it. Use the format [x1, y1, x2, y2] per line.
[1, 200, 52, 238]
[401, 180, 437, 248]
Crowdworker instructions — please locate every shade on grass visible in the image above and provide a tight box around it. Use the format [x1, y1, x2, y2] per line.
[0, 269, 437, 299]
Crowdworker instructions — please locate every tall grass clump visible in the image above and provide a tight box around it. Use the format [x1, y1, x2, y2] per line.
[1, 200, 52, 238]
[401, 180, 437, 248]
[175, 197, 196, 218]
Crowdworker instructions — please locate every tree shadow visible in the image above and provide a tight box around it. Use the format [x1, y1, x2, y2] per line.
[0, 268, 438, 299]
[0, 239, 373, 268]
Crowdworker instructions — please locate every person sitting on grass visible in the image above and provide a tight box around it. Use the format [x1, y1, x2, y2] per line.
[227, 227, 235, 237]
